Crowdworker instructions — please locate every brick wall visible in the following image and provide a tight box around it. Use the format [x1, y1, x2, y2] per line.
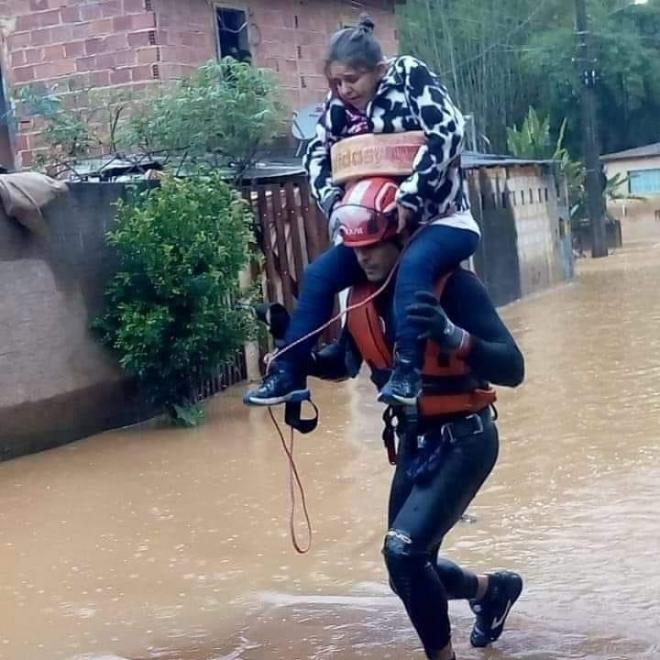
[153, 0, 398, 107]
[0, 0, 398, 168]
[0, 0, 162, 167]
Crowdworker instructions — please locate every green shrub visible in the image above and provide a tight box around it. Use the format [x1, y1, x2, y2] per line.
[94, 171, 256, 425]
[13, 58, 283, 179]
[125, 58, 284, 178]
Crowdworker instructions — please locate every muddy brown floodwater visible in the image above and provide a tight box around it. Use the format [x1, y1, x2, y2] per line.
[2, 236, 660, 660]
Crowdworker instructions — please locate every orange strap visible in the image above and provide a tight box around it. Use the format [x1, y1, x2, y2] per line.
[418, 389, 497, 417]
[346, 285, 392, 370]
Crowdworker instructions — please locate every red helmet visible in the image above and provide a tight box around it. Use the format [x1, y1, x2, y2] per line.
[334, 177, 400, 248]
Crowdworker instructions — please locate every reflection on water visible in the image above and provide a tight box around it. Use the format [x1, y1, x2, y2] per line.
[2, 239, 660, 659]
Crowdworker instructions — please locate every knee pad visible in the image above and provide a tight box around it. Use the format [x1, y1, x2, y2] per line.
[382, 530, 428, 600]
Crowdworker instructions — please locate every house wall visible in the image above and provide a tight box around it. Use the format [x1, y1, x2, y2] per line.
[0, 182, 151, 461]
[154, 0, 397, 107]
[0, 0, 398, 168]
[604, 155, 660, 243]
[468, 163, 572, 306]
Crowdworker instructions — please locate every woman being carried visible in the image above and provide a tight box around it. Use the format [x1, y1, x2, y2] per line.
[245, 15, 480, 407]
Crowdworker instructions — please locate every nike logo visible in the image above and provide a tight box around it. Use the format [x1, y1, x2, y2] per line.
[492, 600, 512, 630]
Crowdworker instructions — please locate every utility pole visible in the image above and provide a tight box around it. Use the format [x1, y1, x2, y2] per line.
[575, 0, 608, 258]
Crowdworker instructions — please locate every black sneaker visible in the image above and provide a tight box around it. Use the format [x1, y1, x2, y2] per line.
[469, 571, 523, 648]
[243, 363, 309, 406]
[377, 357, 421, 406]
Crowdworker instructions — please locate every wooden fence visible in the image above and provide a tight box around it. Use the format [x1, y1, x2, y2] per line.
[198, 175, 335, 395]
[203, 164, 573, 392]
[241, 175, 329, 309]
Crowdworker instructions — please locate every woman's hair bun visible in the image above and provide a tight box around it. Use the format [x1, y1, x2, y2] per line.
[357, 13, 375, 33]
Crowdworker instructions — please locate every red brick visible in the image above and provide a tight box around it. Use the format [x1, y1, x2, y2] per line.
[64, 41, 85, 58]
[261, 58, 280, 73]
[266, 40, 298, 59]
[96, 50, 137, 68]
[23, 49, 40, 65]
[42, 44, 65, 61]
[76, 56, 97, 72]
[159, 45, 199, 65]
[33, 59, 76, 80]
[277, 72, 300, 88]
[179, 31, 198, 47]
[13, 66, 36, 83]
[303, 74, 326, 91]
[24, 131, 45, 150]
[61, 6, 81, 23]
[281, 59, 299, 74]
[71, 23, 93, 40]
[11, 50, 26, 67]
[49, 24, 74, 43]
[17, 117, 34, 132]
[127, 31, 153, 47]
[112, 15, 133, 31]
[90, 70, 111, 87]
[130, 12, 157, 30]
[88, 18, 115, 36]
[7, 31, 32, 49]
[29, 0, 49, 10]
[296, 30, 325, 47]
[19, 150, 34, 168]
[15, 134, 29, 152]
[39, 9, 61, 27]
[82, 33, 127, 55]
[130, 64, 154, 82]
[85, 38, 103, 55]
[298, 58, 323, 75]
[16, 13, 40, 31]
[296, 13, 326, 31]
[159, 62, 195, 80]
[260, 9, 286, 28]
[282, 12, 297, 29]
[110, 68, 131, 84]
[100, 0, 123, 18]
[136, 46, 160, 64]
[123, 0, 145, 13]
[259, 26, 292, 43]
[155, 29, 170, 45]
[110, 32, 131, 50]
[30, 28, 52, 46]
[80, 5, 103, 21]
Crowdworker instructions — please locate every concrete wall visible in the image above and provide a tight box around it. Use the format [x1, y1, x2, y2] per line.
[1, 168, 572, 461]
[0, 0, 397, 168]
[0, 182, 150, 460]
[604, 155, 660, 244]
[468, 164, 573, 307]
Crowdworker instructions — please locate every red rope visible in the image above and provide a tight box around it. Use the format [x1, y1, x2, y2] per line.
[263, 249, 401, 371]
[260, 225, 429, 552]
[262, 262, 399, 554]
[268, 407, 313, 554]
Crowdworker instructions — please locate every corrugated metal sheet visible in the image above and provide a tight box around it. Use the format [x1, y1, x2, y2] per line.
[601, 142, 660, 162]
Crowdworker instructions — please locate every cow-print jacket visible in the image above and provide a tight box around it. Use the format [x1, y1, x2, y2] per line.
[304, 56, 468, 223]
